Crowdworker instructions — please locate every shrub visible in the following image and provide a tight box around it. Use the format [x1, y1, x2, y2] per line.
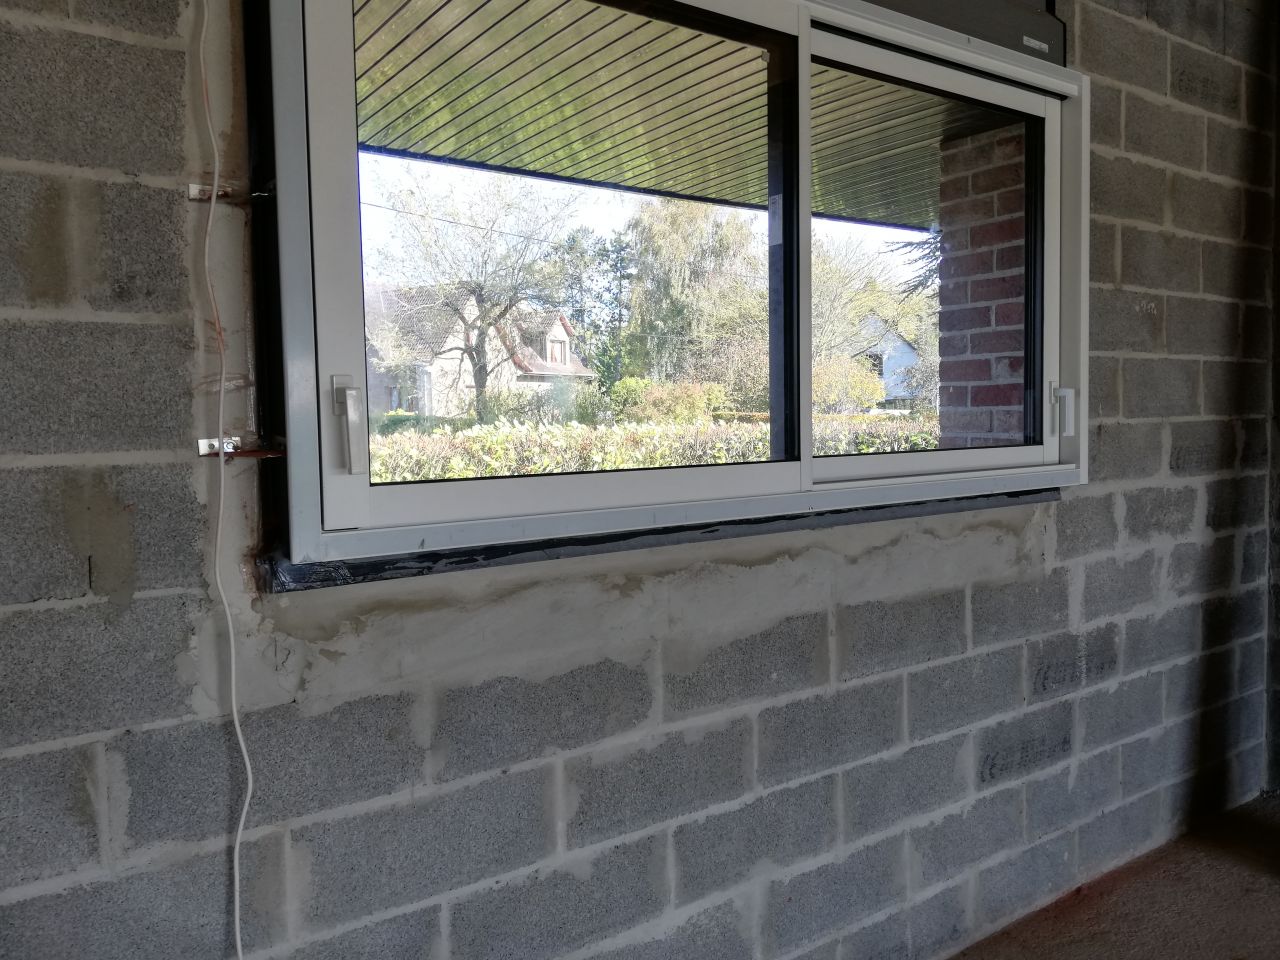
[609, 377, 728, 424]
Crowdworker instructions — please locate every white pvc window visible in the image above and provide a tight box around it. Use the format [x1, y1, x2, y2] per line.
[270, 0, 1089, 563]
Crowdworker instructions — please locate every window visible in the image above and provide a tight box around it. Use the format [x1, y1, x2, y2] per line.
[269, 0, 1089, 563]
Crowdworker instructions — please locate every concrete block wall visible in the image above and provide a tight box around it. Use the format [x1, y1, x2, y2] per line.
[0, 1, 1274, 959]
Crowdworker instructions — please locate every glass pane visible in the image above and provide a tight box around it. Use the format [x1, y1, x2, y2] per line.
[810, 59, 1037, 455]
[352, 0, 786, 483]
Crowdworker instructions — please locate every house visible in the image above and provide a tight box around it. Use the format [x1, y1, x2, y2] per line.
[363, 285, 595, 419]
[860, 315, 923, 409]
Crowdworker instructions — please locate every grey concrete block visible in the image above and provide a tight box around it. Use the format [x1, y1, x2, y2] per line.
[74, 0, 185, 35]
[665, 613, 828, 717]
[758, 678, 902, 786]
[0, 320, 191, 454]
[1204, 360, 1269, 414]
[1239, 417, 1267, 467]
[845, 735, 970, 839]
[1124, 94, 1206, 170]
[450, 835, 666, 960]
[1171, 41, 1243, 117]
[1150, 0, 1224, 51]
[1241, 305, 1271, 360]
[972, 569, 1069, 645]
[908, 648, 1023, 739]
[0, 835, 285, 958]
[1122, 359, 1201, 418]
[1125, 604, 1203, 671]
[568, 720, 751, 845]
[1090, 422, 1163, 482]
[296, 770, 553, 927]
[1090, 355, 1120, 418]
[0, 747, 98, 888]
[1169, 536, 1235, 595]
[1091, 153, 1165, 224]
[1121, 227, 1201, 293]
[586, 904, 752, 960]
[1122, 718, 1197, 796]
[764, 835, 905, 954]
[1203, 588, 1265, 642]
[836, 591, 965, 679]
[840, 913, 907, 960]
[0, 596, 194, 748]
[1081, 674, 1165, 748]
[1124, 486, 1197, 540]
[1171, 174, 1243, 241]
[434, 659, 651, 779]
[977, 833, 1075, 926]
[976, 702, 1074, 786]
[1166, 296, 1240, 356]
[1164, 648, 1233, 718]
[1078, 4, 1167, 93]
[1083, 552, 1157, 621]
[1202, 242, 1270, 302]
[1206, 475, 1267, 530]
[911, 884, 969, 960]
[1236, 636, 1265, 693]
[0, 171, 70, 306]
[287, 909, 439, 960]
[87, 182, 187, 313]
[909, 787, 1023, 888]
[0, 468, 86, 604]
[1091, 82, 1122, 148]
[119, 694, 425, 847]
[1055, 495, 1117, 560]
[1027, 625, 1119, 703]
[0, 23, 183, 173]
[1224, 2, 1275, 69]
[1078, 791, 1162, 876]
[1027, 749, 1121, 837]
[1090, 287, 1163, 353]
[673, 778, 835, 903]
[1170, 419, 1238, 475]
[1207, 119, 1273, 185]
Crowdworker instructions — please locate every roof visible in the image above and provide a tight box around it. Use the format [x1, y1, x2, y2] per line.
[353, 0, 1021, 230]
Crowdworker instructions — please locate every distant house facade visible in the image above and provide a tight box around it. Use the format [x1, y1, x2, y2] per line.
[860, 314, 923, 410]
[364, 285, 594, 419]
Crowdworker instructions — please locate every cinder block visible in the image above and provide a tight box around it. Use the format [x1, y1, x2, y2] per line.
[1027, 625, 1119, 703]
[673, 778, 835, 903]
[1089, 422, 1163, 481]
[0, 24, 183, 174]
[836, 591, 965, 678]
[1082, 552, 1157, 621]
[0, 597, 195, 749]
[0, 320, 191, 454]
[763, 835, 906, 954]
[1236, 636, 1265, 692]
[839, 913, 907, 960]
[0, 747, 98, 888]
[1169, 536, 1235, 595]
[0, 468, 86, 604]
[295, 769, 553, 927]
[1200, 689, 1266, 752]
[1081, 673, 1165, 748]
[1090, 288, 1164, 353]
[286, 909, 439, 960]
[0, 171, 70, 306]
[1122, 359, 1201, 418]
[1090, 355, 1120, 418]
[1124, 94, 1206, 170]
[1203, 588, 1265, 642]
[976, 702, 1074, 786]
[1207, 119, 1273, 185]
[664, 613, 828, 717]
[1224, 3, 1275, 70]
[1205, 361, 1269, 417]
[1078, 791, 1162, 877]
[433, 659, 651, 779]
[1090, 221, 1118, 285]
[1240, 417, 1268, 467]
[1121, 719, 1197, 796]
[757, 679, 902, 786]
[977, 833, 1075, 926]
[911, 883, 969, 960]
[1165, 297, 1240, 356]
[1206, 475, 1266, 530]
[909, 787, 1023, 888]
[87, 182, 187, 313]
[790, 941, 840, 960]
[1202, 243, 1270, 302]
[1055, 495, 1117, 560]
[1125, 604, 1202, 671]
[1164, 648, 1233, 718]
[1170, 420, 1237, 475]
[74, 0, 185, 35]
[1150, 0, 1224, 51]
[844, 734, 970, 839]
[0, 835, 285, 958]
[972, 569, 1068, 645]
[1078, 4, 1168, 94]
[1091, 153, 1165, 224]
[1121, 227, 1201, 293]
[118, 694, 425, 847]
[908, 648, 1023, 739]
[1124, 486, 1197, 541]
[1091, 82, 1121, 148]
[567, 720, 751, 845]
[449, 835, 666, 960]
[586, 904, 752, 960]
[1171, 41, 1243, 117]
[1027, 749, 1121, 837]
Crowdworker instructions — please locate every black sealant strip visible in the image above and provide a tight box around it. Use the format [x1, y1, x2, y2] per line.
[264, 487, 1060, 592]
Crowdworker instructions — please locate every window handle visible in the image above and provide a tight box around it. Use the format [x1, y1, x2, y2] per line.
[331, 375, 369, 476]
[1052, 385, 1076, 438]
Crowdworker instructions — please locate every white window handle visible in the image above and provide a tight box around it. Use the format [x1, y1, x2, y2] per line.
[332, 375, 369, 475]
[1052, 385, 1076, 438]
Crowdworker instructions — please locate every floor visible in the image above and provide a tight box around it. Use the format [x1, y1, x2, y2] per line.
[961, 797, 1280, 960]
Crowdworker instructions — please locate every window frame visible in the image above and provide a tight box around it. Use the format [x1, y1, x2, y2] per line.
[268, 0, 1089, 564]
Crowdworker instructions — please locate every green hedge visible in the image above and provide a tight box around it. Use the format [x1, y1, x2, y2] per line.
[370, 416, 939, 482]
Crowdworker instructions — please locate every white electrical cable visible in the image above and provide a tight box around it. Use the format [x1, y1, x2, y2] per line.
[198, 3, 254, 959]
